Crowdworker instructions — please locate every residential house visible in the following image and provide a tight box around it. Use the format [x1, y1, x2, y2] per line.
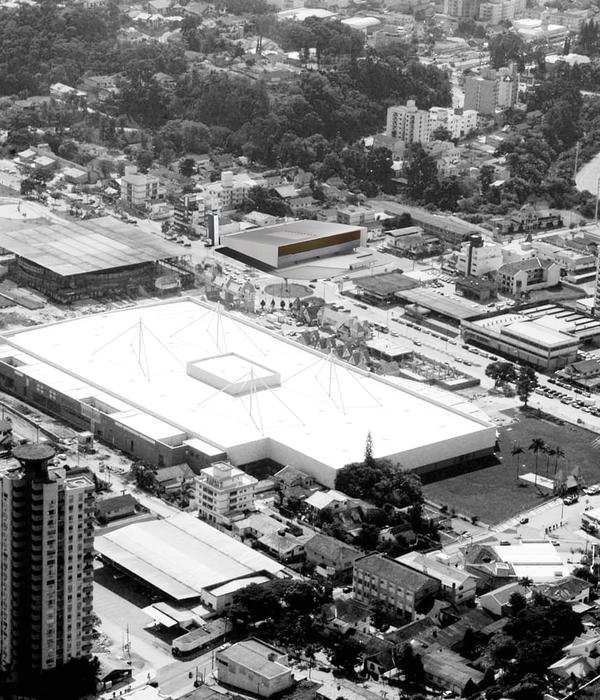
[63, 166, 89, 185]
[318, 308, 372, 343]
[397, 552, 477, 604]
[215, 639, 294, 697]
[353, 553, 441, 621]
[304, 489, 349, 519]
[558, 359, 600, 391]
[549, 631, 600, 679]
[153, 72, 177, 91]
[419, 644, 484, 695]
[95, 494, 139, 524]
[81, 74, 121, 102]
[232, 511, 310, 566]
[196, 462, 257, 526]
[323, 599, 373, 635]
[33, 155, 57, 174]
[479, 582, 532, 616]
[533, 576, 591, 608]
[304, 533, 362, 582]
[273, 465, 318, 505]
[497, 257, 561, 297]
[257, 532, 305, 566]
[147, 0, 172, 13]
[153, 463, 195, 495]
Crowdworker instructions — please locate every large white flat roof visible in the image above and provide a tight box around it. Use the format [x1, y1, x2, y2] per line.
[95, 513, 284, 600]
[0, 299, 495, 480]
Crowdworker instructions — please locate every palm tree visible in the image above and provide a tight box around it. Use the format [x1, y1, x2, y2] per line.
[512, 443, 524, 481]
[528, 438, 546, 488]
[545, 446, 556, 477]
[554, 446, 565, 476]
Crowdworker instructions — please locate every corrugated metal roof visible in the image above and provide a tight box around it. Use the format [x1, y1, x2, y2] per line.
[95, 513, 284, 600]
[0, 216, 182, 276]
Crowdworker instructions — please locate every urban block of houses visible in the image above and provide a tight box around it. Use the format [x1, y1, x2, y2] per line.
[215, 638, 294, 698]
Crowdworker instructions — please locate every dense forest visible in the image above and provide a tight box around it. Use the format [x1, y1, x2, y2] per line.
[0, 1, 451, 178]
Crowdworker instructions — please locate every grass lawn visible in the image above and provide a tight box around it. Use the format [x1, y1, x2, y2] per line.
[423, 409, 600, 525]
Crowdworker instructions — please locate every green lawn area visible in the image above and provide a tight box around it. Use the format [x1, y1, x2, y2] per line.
[423, 410, 600, 525]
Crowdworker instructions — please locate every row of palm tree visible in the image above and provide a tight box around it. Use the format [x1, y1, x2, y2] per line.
[511, 438, 566, 486]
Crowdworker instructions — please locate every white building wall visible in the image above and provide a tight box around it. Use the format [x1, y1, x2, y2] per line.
[457, 242, 503, 276]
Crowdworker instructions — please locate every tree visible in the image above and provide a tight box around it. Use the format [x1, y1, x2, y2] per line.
[397, 643, 425, 684]
[509, 591, 527, 615]
[335, 458, 423, 509]
[228, 582, 282, 629]
[136, 150, 154, 173]
[20, 178, 36, 196]
[528, 438, 546, 487]
[403, 143, 439, 203]
[485, 361, 517, 388]
[516, 364, 538, 407]
[179, 157, 196, 177]
[431, 126, 452, 141]
[479, 164, 495, 193]
[357, 522, 380, 551]
[553, 445, 565, 476]
[330, 636, 362, 674]
[512, 442, 524, 481]
[544, 446, 556, 477]
[488, 32, 526, 70]
[364, 430, 374, 465]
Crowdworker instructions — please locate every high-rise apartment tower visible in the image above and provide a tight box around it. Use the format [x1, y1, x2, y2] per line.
[0, 445, 95, 694]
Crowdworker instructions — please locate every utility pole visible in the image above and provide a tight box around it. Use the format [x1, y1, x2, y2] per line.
[595, 176, 600, 226]
[573, 139, 580, 179]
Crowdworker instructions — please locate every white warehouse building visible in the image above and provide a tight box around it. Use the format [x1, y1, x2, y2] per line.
[221, 220, 367, 269]
[0, 299, 496, 487]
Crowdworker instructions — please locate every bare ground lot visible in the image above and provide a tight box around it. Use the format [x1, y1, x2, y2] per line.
[423, 409, 600, 524]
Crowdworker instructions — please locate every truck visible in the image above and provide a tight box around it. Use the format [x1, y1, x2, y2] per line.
[171, 626, 211, 656]
[171, 619, 230, 657]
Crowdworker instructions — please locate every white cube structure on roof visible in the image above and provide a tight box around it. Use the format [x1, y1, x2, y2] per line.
[0, 298, 496, 487]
